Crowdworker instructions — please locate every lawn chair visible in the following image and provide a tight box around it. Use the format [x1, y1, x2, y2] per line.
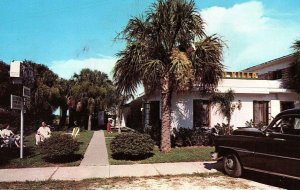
[71, 127, 80, 139]
[64, 127, 80, 139]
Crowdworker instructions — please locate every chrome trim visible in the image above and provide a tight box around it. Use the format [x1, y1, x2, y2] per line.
[218, 145, 300, 161]
[244, 167, 300, 180]
[254, 152, 300, 161]
[218, 146, 254, 154]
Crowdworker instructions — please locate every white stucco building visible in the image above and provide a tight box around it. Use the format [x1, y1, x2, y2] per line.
[138, 54, 299, 130]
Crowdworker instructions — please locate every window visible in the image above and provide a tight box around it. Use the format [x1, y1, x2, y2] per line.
[193, 100, 210, 128]
[270, 116, 300, 135]
[253, 101, 269, 125]
[280, 101, 294, 111]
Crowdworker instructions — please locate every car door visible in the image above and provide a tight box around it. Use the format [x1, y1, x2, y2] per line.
[253, 115, 300, 179]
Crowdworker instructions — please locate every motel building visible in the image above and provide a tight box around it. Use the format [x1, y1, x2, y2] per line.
[130, 54, 299, 131]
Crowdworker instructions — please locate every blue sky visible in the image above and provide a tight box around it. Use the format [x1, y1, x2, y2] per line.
[1, 0, 300, 80]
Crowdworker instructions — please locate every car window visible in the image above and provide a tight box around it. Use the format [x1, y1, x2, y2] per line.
[270, 116, 300, 135]
[294, 118, 300, 130]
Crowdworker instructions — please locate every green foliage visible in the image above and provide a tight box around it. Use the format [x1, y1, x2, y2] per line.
[172, 128, 208, 147]
[39, 134, 80, 160]
[70, 69, 116, 129]
[244, 119, 266, 130]
[110, 132, 155, 159]
[114, 0, 224, 95]
[283, 40, 300, 93]
[210, 90, 240, 134]
[214, 123, 232, 136]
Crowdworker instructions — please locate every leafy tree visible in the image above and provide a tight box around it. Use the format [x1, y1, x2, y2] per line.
[113, 0, 224, 152]
[210, 90, 241, 135]
[70, 69, 115, 130]
[26, 61, 60, 124]
[0, 61, 11, 108]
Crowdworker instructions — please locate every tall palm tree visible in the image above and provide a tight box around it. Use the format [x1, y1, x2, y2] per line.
[70, 69, 115, 130]
[113, 0, 224, 152]
[283, 40, 300, 94]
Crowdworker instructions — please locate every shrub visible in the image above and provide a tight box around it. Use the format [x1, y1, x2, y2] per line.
[214, 123, 233, 135]
[110, 132, 155, 160]
[245, 119, 266, 130]
[39, 134, 80, 160]
[172, 128, 207, 147]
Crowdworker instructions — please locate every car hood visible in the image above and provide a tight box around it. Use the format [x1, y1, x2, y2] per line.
[232, 127, 265, 137]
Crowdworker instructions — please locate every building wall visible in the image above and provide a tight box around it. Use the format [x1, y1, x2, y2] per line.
[145, 79, 298, 130]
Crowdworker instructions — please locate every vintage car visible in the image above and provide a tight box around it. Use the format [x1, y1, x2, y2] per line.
[212, 108, 300, 180]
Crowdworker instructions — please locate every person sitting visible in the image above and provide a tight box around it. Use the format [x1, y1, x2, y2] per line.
[35, 122, 51, 145]
[1, 123, 20, 148]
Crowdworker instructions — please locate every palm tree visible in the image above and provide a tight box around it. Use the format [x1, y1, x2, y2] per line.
[291, 40, 300, 93]
[113, 0, 224, 152]
[210, 90, 241, 135]
[70, 69, 115, 130]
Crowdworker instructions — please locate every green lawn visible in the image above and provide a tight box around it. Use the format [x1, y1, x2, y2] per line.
[105, 132, 214, 165]
[0, 130, 94, 168]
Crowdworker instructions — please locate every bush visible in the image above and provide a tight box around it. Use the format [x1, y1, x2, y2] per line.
[110, 132, 155, 160]
[172, 128, 205, 147]
[214, 123, 233, 135]
[245, 119, 266, 130]
[39, 134, 80, 160]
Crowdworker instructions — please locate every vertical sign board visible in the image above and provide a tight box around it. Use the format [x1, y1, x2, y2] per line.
[10, 61, 21, 78]
[23, 86, 31, 98]
[11, 95, 22, 110]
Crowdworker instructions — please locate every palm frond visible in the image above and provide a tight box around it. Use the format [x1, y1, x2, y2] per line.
[192, 35, 225, 92]
[113, 42, 148, 95]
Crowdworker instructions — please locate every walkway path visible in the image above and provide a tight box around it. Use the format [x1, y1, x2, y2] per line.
[80, 130, 109, 166]
[0, 161, 221, 182]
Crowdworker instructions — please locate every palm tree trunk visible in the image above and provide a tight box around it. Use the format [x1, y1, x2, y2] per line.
[88, 114, 92, 131]
[227, 116, 231, 135]
[160, 76, 172, 152]
[59, 105, 68, 129]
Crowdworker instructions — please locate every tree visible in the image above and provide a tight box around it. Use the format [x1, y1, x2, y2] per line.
[0, 61, 11, 108]
[26, 61, 60, 123]
[55, 78, 73, 128]
[284, 40, 300, 94]
[70, 69, 115, 130]
[210, 90, 241, 135]
[113, 0, 224, 152]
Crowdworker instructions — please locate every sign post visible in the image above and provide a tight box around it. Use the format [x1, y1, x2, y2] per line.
[20, 99, 24, 158]
[10, 61, 34, 159]
[10, 95, 24, 158]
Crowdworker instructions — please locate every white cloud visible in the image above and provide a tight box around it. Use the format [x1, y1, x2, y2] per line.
[200, 1, 300, 71]
[49, 56, 117, 79]
[49, 56, 144, 96]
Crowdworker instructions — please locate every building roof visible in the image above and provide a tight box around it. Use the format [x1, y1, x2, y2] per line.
[242, 54, 295, 72]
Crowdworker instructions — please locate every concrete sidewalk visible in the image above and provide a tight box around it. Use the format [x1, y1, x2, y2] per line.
[0, 161, 221, 182]
[0, 130, 221, 182]
[80, 130, 109, 166]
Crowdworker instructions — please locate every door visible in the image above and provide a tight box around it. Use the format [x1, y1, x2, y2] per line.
[253, 115, 300, 178]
